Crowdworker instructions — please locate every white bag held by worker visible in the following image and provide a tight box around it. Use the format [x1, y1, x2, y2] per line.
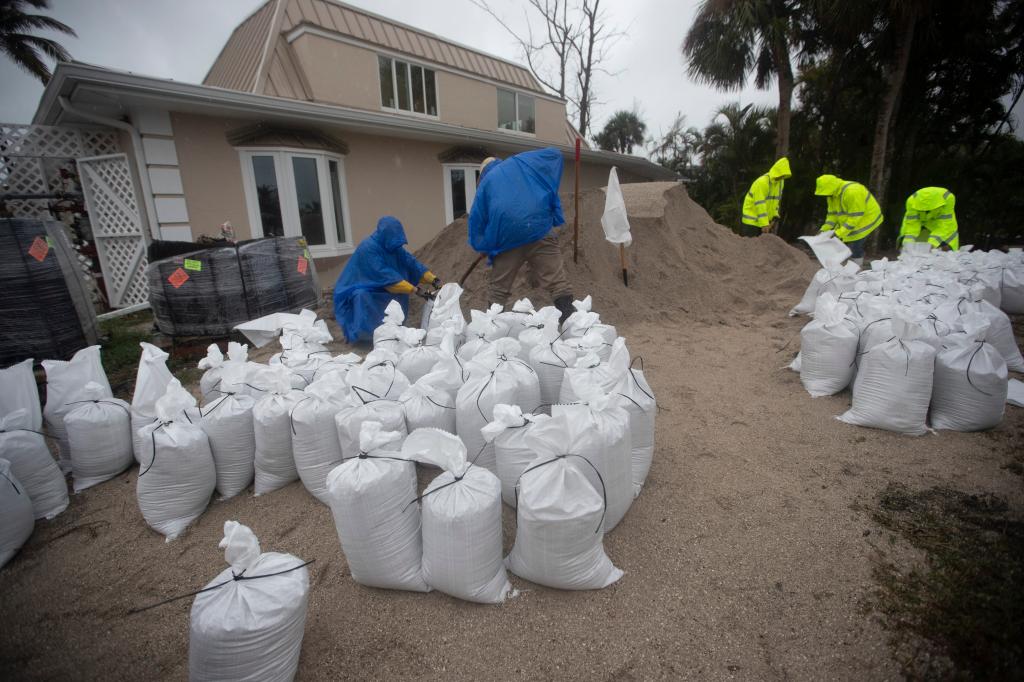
[507, 414, 623, 590]
[0, 358, 41, 431]
[289, 381, 348, 504]
[425, 283, 466, 339]
[0, 458, 33, 569]
[373, 301, 414, 355]
[397, 328, 443, 383]
[200, 365, 256, 499]
[481, 404, 550, 506]
[401, 429, 511, 604]
[529, 332, 576, 410]
[400, 363, 460, 434]
[562, 296, 617, 346]
[0, 409, 68, 520]
[496, 298, 536, 339]
[610, 356, 657, 496]
[325, 422, 428, 592]
[839, 311, 937, 435]
[601, 166, 632, 246]
[929, 316, 1007, 431]
[64, 382, 132, 492]
[253, 367, 305, 496]
[137, 380, 216, 540]
[42, 344, 111, 472]
[799, 293, 859, 397]
[189, 521, 310, 682]
[551, 382, 633, 532]
[131, 343, 174, 462]
[334, 384, 407, 460]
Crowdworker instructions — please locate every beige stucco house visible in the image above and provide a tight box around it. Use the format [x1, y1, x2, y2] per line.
[33, 0, 674, 288]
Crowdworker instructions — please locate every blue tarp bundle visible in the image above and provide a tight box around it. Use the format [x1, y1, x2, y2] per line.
[333, 216, 428, 343]
[468, 148, 565, 261]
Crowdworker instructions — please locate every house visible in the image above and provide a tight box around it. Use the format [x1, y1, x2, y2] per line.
[33, 0, 675, 289]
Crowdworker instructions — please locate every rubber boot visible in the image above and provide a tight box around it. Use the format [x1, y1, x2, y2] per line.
[554, 295, 574, 325]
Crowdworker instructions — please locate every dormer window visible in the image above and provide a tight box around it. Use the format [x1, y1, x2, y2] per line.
[497, 88, 535, 134]
[379, 55, 438, 117]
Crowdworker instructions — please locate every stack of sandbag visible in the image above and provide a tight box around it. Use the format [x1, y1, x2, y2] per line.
[506, 412, 623, 590]
[63, 382, 132, 492]
[137, 380, 216, 540]
[0, 458, 33, 569]
[458, 305, 512, 360]
[42, 344, 112, 472]
[197, 342, 248, 402]
[799, 293, 859, 397]
[252, 366, 305, 495]
[335, 365, 407, 459]
[0, 409, 68, 519]
[189, 521, 309, 681]
[200, 364, 256, 499]
[399, 355, 462, 434]
[325, 422, 428, 592]
[373, 300, 415, 355]
[401, 429, 511, 604]
[496, 298, 535, 338]
[929, 315, 1008, 431]
[482, 404, 551, 506]
[130, 343, 174, 462]
[839, 311, 937, 435]
[289, 380, 348, 504]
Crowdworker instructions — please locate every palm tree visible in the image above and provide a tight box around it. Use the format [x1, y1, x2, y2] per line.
[682, 0, 797, 157]
[593, 110, 648, 154]
[0, 0, 75, 84]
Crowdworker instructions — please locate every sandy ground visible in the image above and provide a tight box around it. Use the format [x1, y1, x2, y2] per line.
[1, 182, 1021, 679]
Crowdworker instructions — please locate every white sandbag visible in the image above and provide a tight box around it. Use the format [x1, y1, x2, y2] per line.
[610, 358, 657, 496]
[354, 349, 411, 401]
[1001, 266, 1024, 314]
[252, 367, 305, 496]
[790, 261, 859, 316]
[64, 382, 132, 492]
[563, 330, 612, 364]
[562, 296, 617, 346]
[0, 458, 34, 569]
[325, 422, 428, 592]
[560, 337, 630, 403]
[787, 352, 802, 372]
[529, 336, 576, 411]
[481, 404, 550, 507]
[496, 298, 535, 339]
[189, 521, 309, 682]
[131, 342, 174, 463]
[601, 166, 632, 246]
[975, 299, 1024, 372]
[334, 391, 407, 459]
[289, 381, 348, 504]
[401, 429, 511, 604]
[839, 312, 937, 435]
[551, 382, 633, 532]
[425, 317, 465, 349]
[373, 300, 414, 355]
[465, 304, 512, 342]
[0, 409, 68, 520]
[399, 363, 460, 434]
[425, 283, 466, 339]
[506, 416, 622, 590]
[799, 293, 858, 397]
[137, 380, 215, 540]
[308, 352, 362, 386]
[929, 316, 1007, 431]
[42, 344, 111, 472]
[0, 358, 41, 430]
[197, 342, 247, 402]
[270, 333, 331, 386]
[397, 329, 443, 384]
[518, 306, 561, 360]
[199, 365, 256, 499]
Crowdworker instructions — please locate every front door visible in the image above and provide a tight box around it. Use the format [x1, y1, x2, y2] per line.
[443, 164, 481, 225]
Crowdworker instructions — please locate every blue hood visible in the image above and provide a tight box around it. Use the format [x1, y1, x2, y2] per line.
[372, 216, 408, 252]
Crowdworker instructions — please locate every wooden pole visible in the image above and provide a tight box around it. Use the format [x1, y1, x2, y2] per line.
[573, 137, 580, 264]
[619, 243, 628, 287]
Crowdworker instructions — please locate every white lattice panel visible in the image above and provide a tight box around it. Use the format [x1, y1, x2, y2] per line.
[0, 124, 117, 158]
[78, 154, 149, 308]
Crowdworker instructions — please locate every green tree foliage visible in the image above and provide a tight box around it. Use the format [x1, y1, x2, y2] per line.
[0, 0, 75, 83]
[593, 110, 648, 154]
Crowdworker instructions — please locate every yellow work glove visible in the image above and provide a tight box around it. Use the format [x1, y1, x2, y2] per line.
[385, 280, 416, 295]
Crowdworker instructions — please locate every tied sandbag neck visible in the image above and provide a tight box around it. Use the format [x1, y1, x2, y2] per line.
[361, 360, 399, 400]
[65, 399, 130, 418]
[401, 441, 489, 512]
[925, 314, 951, 337]
[514, 453, 607, 533]
[851, 317, 893, 368]
[350, 384, 403, 407]
[127, 559, 315, 615]
[838, 291, 865, 317]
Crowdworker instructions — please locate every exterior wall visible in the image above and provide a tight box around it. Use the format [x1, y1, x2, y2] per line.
[131, 107, 193, 241]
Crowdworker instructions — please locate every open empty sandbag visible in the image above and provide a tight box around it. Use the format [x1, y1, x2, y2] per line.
[0, 409, 68, 520]
[190, 521, 310, 682]
[325, 422, 428, 592]
[0, 458, 34, 569]
[131, 342, 174, 463]
[42, 344, 111, 472]
[199, 365, 256, 499]
[482, 404, 550, 507]
[64, 382, 132, 492]
[402, 429, 511, 604]
[252, 366, 305, 495]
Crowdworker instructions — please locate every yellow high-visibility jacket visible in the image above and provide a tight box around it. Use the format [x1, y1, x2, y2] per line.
[742, 157, 791, 229]
[816, 175, 883, 243]
[900, 187, 958, 250]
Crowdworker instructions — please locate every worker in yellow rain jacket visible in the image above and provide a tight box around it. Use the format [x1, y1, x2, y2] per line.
[741, 157, 791, 237]
[815, 174, 883, 265]
[899, 187, 959, 250]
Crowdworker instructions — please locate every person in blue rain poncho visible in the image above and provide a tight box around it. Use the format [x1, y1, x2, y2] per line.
[468, 147, 575, 322]
[333, 216, 439, 343]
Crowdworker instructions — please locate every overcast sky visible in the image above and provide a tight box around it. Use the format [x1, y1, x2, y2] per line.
[0, 0, 1018, 149]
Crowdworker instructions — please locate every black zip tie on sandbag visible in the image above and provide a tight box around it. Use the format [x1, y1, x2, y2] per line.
[965, 341, 994, 396]
[897, 340, 912, 377]
[628, 356, 656, 402]
[65, 399, 131, 418]
[127, 559, 315, 615]
[838, 291, 865, 317]
[401, 441, 489, 513]
[616, 392, 647, 412]
[0, 427, 59, 441]
[288, 396, 313, 435]
[0, 469, 22, 494]
[852, 318, 893, 367]
[199, 393, 238, 419]
[138, 422, 169, 477]
[475, 371, 497, 421]
[514, 453, 607, 533]
[201, 378, 222, 399]
[365, 360, 399, 399]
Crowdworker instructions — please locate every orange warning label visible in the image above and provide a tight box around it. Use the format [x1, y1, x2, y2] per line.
[167, 267, 190, 289]
[297, 256, 308, 274]
[28, 236, 50, 262]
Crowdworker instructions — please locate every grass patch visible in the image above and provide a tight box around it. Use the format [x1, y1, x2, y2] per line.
[99, 311, 204, 400]
[869, 483, 1024, 679]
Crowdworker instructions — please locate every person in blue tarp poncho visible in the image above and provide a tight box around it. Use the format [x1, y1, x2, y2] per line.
[468, 147, 574, 322]
[333, 216, 439, 343]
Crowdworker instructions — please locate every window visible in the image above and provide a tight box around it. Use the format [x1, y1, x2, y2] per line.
[379, 55, 438, 117]
[497, 88, 536, 134]
[240, 149, 352, 255]
[442, 164, 481, 225]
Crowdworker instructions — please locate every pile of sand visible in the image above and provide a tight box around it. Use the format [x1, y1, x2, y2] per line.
[415, 182, 816, 325]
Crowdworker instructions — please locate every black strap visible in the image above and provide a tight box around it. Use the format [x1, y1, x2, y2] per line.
[65, 399, 130, 418]
[288, 396, 313, 435]
[0, 469, 21, 494]
[402, 441, 488, 512]
[965, 341, 993, 396]
[138, 422, 168, 477]
[514, 454, 607, 533]
[0, 427, 58, 441]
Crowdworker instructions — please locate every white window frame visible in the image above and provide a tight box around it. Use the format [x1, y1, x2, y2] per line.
[441, 163, 480, 225]
[238, 147, 354, 257]
[496, 88, 536, 136]
[378, 55, 440, 119]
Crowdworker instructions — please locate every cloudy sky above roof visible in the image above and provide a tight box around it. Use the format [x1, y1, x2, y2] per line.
[0, 0, 781, 151]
